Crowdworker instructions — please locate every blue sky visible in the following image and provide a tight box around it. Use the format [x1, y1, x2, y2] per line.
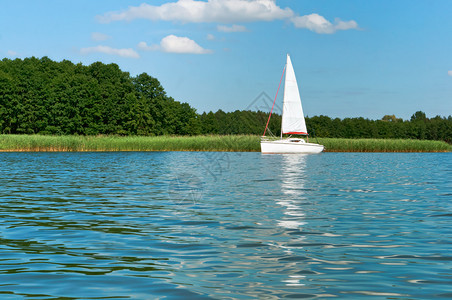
[1, 0, 451, 120]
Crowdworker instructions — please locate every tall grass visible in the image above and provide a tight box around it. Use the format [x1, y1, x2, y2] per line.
[0, 135, 450, 152]
[318, 138, 451, 152]
[0, 135, 260, 152]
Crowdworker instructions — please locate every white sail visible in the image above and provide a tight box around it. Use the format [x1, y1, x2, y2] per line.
[281, 54, 307, 135]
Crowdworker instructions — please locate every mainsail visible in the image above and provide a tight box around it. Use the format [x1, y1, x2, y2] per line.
[281, 54, 307, 135]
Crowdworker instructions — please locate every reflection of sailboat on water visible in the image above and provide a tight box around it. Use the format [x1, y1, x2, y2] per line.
[277, 155, 310, 287]
[277, 155, 308, 230]
[261, 54, 324, 154]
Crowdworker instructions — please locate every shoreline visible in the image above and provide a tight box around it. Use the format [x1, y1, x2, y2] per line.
[0, 135, 450, 153]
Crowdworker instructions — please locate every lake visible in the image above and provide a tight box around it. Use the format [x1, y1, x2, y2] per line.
[0, 152, 451, 299]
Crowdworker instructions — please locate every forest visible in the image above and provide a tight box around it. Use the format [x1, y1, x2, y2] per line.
[0, 57, 199, 136]
[1, 57, 451, 142]
[199, 110, 452, 142]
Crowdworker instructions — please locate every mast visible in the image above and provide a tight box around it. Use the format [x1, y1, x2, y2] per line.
[280, 54, 288, 139]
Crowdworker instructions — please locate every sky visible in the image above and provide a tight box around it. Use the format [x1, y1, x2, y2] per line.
[1, 0, 451, 120]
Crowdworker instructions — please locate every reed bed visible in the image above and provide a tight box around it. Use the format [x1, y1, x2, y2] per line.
[0, 135, 449, 152]
[0, 134, 259, 152]
[318, 138, 451, 152]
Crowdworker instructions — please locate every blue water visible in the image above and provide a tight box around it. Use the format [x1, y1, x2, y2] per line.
[0, 152, 451, 299]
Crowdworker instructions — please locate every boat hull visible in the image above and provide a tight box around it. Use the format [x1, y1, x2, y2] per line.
[260, 139, 324, 154]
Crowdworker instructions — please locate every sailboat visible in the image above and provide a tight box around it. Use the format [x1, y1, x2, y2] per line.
[261, 54, 324, 154]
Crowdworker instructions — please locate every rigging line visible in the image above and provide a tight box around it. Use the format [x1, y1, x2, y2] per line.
[266, 127, 276, 137]
[263, 65, 286, 137]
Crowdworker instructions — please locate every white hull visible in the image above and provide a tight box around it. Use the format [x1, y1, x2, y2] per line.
[261, 139, 324, 154]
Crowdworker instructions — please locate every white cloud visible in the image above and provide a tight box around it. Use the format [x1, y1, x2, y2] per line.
[207, 34, 216, 40]
[97, 0, 359, 35]
[91, 32, 111, 41]
[448, 70, 452, 77]
[161, 35, 212, 54]
[7, 50, 17, 56]
[98, 0, 293, 23]
[139, 35, 212, 54]
[291, 13, 358, 34]
[137, 41, 159, 51]
[80, 45, 139, 58]
[217, 24, 247, 32]
[334, 18, 359, 31]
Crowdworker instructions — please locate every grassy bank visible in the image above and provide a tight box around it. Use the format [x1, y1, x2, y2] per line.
[0, 135, 450, 152]
[0, 134, 258, 152]
[318, 138, 451, 152]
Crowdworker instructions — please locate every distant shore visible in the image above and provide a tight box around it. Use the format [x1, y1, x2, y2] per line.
[0, 135, 450, 153]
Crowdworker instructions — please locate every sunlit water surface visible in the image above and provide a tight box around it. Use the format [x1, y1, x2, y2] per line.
[0, 152, 451, 299]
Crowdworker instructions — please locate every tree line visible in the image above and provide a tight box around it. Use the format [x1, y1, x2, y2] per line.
[1, 57, 451, 142]
[0, 57, 199, 135]
[198, 110, 452, 143]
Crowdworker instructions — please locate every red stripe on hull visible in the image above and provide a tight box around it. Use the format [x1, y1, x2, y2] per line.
[283, 132, 308, 135]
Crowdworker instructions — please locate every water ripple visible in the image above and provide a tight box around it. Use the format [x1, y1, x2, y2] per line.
[0, 152, 451, 299]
